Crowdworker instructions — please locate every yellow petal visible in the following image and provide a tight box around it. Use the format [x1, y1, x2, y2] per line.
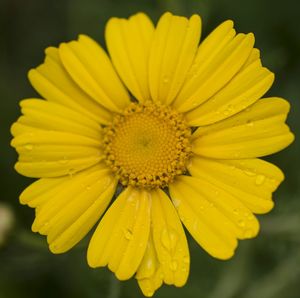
[87, 187, 151, 280]
[188, 156, 283, 214]
[105, 13, 154, 102]
[47, 173, 117, 253]
[28, 165, 116, 253]
[136, 234, 163, 297]
[174, 29, 255, 112]
[11, 99, 102, 140]
[192, 97, 294, 159]
[169, 176, 238, 260]
[149, 12, 201, 105]
[241, 48, 261, 70]
[185, 60, 274, 126]
[28, 47, 112, 124]
[151, 189, 189, 286]
[11, 131, 102, 177]
[59, 35, 130, 113]
[19, 162, 108, 207]
[177, 173, 259, 240]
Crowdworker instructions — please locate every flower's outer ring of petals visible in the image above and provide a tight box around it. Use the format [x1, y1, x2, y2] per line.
[174, 30, 255, 112]
[241, 48, 261, 70]
[169, 176, 238, 260]
[192, 97, 295, 159]
[29, 166, 117, 253]
[136, 234, 163, 297]
[188, 156, 283, 214]
[20, 163, 108, 208]
[185, 60, 274, 126]
[149, 12, 201, 105]
[28, 47, 112, 125]
[11, 99, 103, 140]
[151, 189, 189, 286]
[105, 13, 154, 102]
[172, 20, 236, 109]
[87, 187, 151, 280]
[59, 35, 130, 113]
[174, 173, 260, 240]
[11, 131, 103, 178]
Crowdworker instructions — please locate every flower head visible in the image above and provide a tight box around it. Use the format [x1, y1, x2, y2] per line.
[11, 12, 294, 296]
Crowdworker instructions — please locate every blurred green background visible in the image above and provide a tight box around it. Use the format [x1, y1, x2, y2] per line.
[0, 0, 299, 297]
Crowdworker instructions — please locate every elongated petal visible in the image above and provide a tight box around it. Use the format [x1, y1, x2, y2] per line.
[19, 163, 108, 207]
[11, 99, 102, 140]
[106, 13, 154, 102]
[185, 60, 274, 126]
[28, 47, 112, 124]
[59, 35, 130, 112]
[188, 156, 284, 214]
[149, 12, 201, 105]
[136, 234, 163, 297]
[192, 97, 294, 159]
[11, 131, 102, 177]
[28, 166, 117, 253]
[151, 189, 189, 286]
[174, 26, 255, 112]
[169, 176, 238, 259]
[87, 187, 151, 280]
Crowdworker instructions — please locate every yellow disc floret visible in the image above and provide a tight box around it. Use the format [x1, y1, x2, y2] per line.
[103, 102, 192, 188]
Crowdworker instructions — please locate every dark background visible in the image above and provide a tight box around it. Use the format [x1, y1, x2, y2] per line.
[0, 0, 299, 297]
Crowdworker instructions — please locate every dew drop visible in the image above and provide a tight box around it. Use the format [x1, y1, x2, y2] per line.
[208, 201, 214, 207]
[68, 168, 76, 177]
[238, 219, 246, 227]
[243, 169, 256, 177]
[193, 219, 199, 231]
[24, 144, 33, 151]
[246, 120, 254, 127]
[59, 157, 69, 164]
[163, 76, 170, 83]
[170, 260, 178, 271]
[183, 256, 190, 264]
[233, 208, 239, 215]
[172, 198, 181, 208]
[223, 109, 230, 116]
[124, 228, 133, 240]
[243, 229, 254, 238]
[255, 174, 265, 185]
[161, 228, 178, 250]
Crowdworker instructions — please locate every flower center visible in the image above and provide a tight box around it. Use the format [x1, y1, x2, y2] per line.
[103, 102, 192, 188]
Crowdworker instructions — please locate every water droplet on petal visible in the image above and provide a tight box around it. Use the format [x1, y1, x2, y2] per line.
[68, 168, 76, 177]
[246, 120, 254, 127]
[233, 208, 239, 215]
[255, 174, 265, 185]
[161, 228, 178, 250]
[163, 76, 170, 83]
[24, 144, 33, 151]
[244, 169, 256, 176]
[170, 260, 178, 271]
[172, 198, 181, 208]
[238, 219, 246, 227]
[243, 229, 254, 238]
[124, 228, 133, 240]
[59, 157, 69, 164]
[183, 256, 190, 264]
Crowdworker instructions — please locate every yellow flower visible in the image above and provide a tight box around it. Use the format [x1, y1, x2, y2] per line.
[11, 12, 294, 296]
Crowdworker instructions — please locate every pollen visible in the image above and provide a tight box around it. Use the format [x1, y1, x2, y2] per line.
[103, 102, 192, 188]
